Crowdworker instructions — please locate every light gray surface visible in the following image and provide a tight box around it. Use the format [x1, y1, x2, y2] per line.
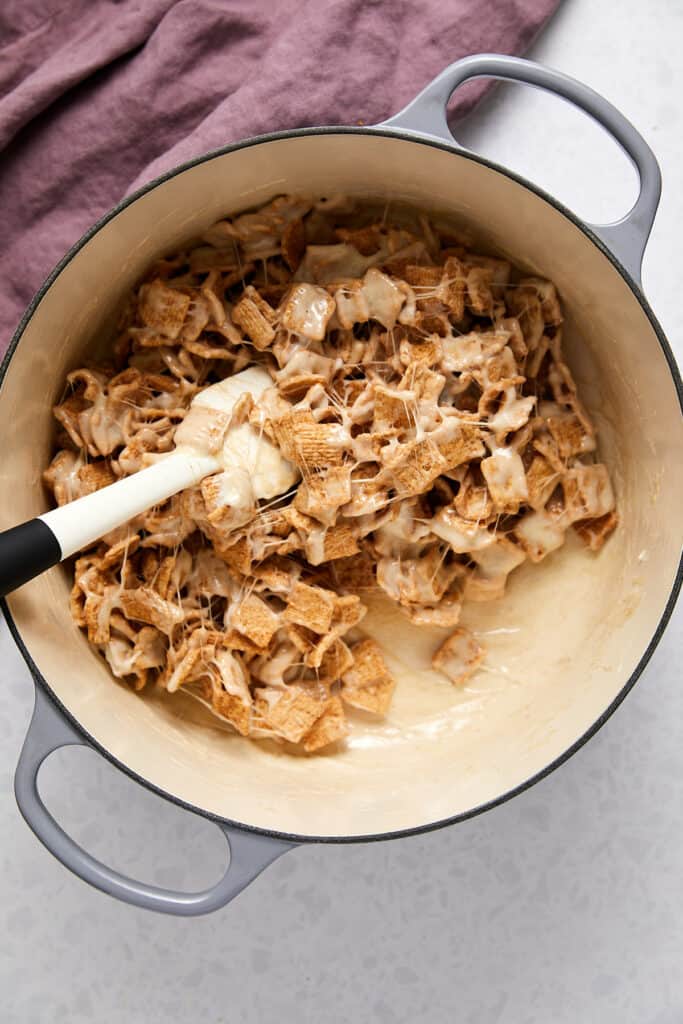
[1, 0, 681, 1019]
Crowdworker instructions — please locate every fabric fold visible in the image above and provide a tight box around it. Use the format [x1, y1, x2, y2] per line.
[0, 0, 560, 352]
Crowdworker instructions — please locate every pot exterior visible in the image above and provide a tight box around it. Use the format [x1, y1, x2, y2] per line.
[1, 53, 682, 881]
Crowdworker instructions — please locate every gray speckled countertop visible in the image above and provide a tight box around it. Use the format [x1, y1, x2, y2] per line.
[1, 1, 681, 1020]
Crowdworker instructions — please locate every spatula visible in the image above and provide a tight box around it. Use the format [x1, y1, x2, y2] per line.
[0, 367, 299, 598]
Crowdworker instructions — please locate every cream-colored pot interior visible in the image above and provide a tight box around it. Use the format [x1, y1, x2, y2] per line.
[1, 132, 681, 839]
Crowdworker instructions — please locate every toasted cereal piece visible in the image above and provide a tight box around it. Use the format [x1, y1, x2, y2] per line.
[302, 524, 328, 566]
[403, 263, 442, 291]
[336, 224, 382, 255]
[259, 510, 297, 541]
[399, 335, 443, 368]
[349, 429, 396, 465]
[175, 404, 233, 455]
[141, 549, 161, 583]
[270, 408, 347, 468]
[132, 625, 166, 667]
[139, 279, 191, 340]
[507, 419, 536, 456]
[405, 594, 462, 628]
[282, 505, 319, 537]
[284, 580, 337, 634]
[275, 349, 336, 384]
[497, 315, 527, 365]
[277, 373, 328, 399]
[454, 472, 494, 522]
[330, 552, 377, 593]
[279, 283, 336, 340]
[43, 449, 81, 505]
[252, 558, 300, 594]
[383, 439, 447, 498]
[72, 552, 105, 588]
[429, 505, 495, 554]
[561, 463, 615, 523]
[333, 593, 367, 630]
[232, 286, 276, 349]
[525, 454, 560, 511]
[343, 473, 391, 517]
[507, 290, 545, 351]
[317, 523, 360, 562]
[231, 593, 280, 649]
[69, 581, 88, 629]
[212, 688, 252, 736]
[432, 627, 485, 686]
[486, 389, 536, 439]
[465, 265, 494, 316]
[294, 465, 353, 523]
[440, 423, 485, 471]
[441, 328, 509, 374]
[532, 431, 565, 474]
[211, 642, 251, 689]
[415, 307, 452, 336]
[303, 697, 348, 752]
[468, 255, 511, 293]
[474, 350, 520, 394]
[480, 448, 529, 514]
[381, 255, 417, 278]
[119, 587, 184, 635]
[517, 277, 563, 325]
[332, 279, 370, 329]
[362, 267, 407, 329]
[470, 536, 526, 579]
[376, 548, 455, 607]
[286, 621, 318, 658]
[341, 638, 395, 715]
[546, 411, 596, 459]
[223, 629, 269, 656]
[178, 296, 210, 343]
[526, 334, 550, 379]
[573, 509, 618, 551]
[150, 554, 176, 600]
[217, 536, 253, 575]
[317, 638, 355, 680]
[255, 684, 329, 743]
[182, 335, 235, 359]
[373, 382, 413, 430]
[101, 634, 148, 690]
[185, 549, 234, 599]
[281, 217, 306, 271]
[77, 459, 116, 496]
[84, 590, 117, 645]
[400, 362, 446, 404]
[99, 533, 140, 570]
[139, 493, 196, 548]
[248, 637, 300, 689]
[513, 510, 566, 562]
[547, 358, 579, 407]
[164, 643, 203, 693]
[439, 255, 466, 320]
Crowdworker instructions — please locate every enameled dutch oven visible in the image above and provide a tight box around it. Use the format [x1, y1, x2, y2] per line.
[1, 55, 681, 915]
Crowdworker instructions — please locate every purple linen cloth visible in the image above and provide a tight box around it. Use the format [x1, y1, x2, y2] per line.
[0, 0, 559, 353]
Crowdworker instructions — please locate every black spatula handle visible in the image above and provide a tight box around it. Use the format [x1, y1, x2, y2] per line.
[0, 519, 62, 598]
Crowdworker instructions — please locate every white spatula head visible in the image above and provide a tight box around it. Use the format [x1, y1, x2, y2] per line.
[6, 367, 301, 587]
[173, 365, 299, 504]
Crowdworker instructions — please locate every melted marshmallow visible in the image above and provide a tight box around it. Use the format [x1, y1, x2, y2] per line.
[174, 366, 300, 508]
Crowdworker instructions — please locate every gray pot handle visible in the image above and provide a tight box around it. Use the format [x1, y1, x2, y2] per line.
[15, 685, 294, 916]
[381, 53, 661, 285]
